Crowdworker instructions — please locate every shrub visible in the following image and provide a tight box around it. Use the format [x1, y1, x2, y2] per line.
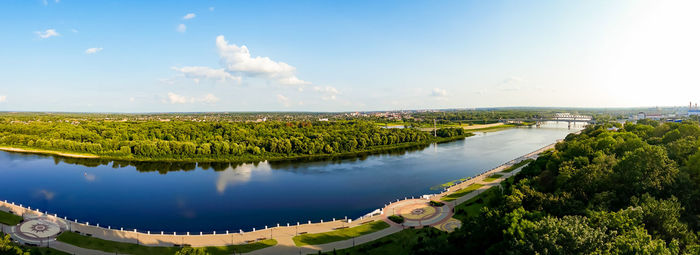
[388, 215, 404, 224]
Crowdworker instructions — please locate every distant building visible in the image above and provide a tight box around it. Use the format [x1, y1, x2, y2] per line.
[319, 118, 329, 121]
[689, 110, 700, 116]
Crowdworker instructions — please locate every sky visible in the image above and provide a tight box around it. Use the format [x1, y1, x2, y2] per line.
[1, 0, 699, 112]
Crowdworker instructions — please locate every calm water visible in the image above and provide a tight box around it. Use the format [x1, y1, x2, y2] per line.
[0, 122, 583, 232]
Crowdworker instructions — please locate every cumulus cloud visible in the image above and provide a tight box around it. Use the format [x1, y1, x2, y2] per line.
[85, 47, 103, 54]
[314, 86, 340, 100]
[431, 88, 448, 97]
[216, 35, 310, 85]
[171, 66, 241, 84]
[277, 94, 290, 106]
[177, 24, 186, 33]
[0, 95, 6, 102]
[183, 13, 196, 20]
[166, 92, 220, 104]
[36, 29, 59, 39]
[168, 92, 190, 104]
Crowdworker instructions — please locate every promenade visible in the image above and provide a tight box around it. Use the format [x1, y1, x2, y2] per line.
[1, 141, 559, 255]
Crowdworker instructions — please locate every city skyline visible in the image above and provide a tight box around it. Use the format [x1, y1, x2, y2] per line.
[1, 0, 699, 112]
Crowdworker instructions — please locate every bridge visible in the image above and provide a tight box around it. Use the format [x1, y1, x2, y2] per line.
[500, 113, 593, 129]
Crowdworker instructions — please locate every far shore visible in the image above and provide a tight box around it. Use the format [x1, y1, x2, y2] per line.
[0, 134, 470, 164]
[419, 122, 513, 132]
[0, 147, 99, 159]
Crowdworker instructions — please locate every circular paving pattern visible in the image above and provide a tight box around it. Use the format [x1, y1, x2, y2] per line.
[435, 218, 462, 232]
[399, 204, 437, 220]
[13, 216, 66, 244]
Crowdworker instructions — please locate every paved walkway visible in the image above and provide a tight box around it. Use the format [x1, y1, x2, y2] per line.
[1, 142, 557, 255]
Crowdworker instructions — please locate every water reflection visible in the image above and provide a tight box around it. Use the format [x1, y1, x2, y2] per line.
[215, 162, 271, 193]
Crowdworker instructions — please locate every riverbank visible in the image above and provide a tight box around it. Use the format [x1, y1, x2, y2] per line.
[0, 134, 471, 165]
[0, 147, 99, 159]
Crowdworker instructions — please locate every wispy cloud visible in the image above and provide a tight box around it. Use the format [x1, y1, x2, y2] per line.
[216, 35, 310, 85]
[171, 66, 241, 84]
[85, 47, 103, 54]
[36, 29, 59, 39]
[430, 88, 448, 97]
[177, 24, 186, 33]
[209, 7, 215, 11]
[277, 94, 290, 106]
[183, 13, 196, 20]
[165, 92, 220, 104]
[314, 86, 339, 100]
[496, 77, 524, 91]
[0, 95, 6, 102]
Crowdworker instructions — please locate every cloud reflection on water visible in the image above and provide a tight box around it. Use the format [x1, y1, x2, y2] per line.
[215, 161, 271, 194]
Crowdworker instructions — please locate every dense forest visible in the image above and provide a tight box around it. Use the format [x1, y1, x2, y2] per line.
[366, 120, 700, 254]
[0, 118, 467, 162]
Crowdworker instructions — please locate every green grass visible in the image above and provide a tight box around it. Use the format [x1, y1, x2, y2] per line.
[56, 231, 276, 255]
[318, 228, 447, 255]
[441, 184, 484, 202]
[482, 173, 503, 182]
[0, 210, 23, 225]
[501, 159, 534, 173]
[430, 178, 468, 190]
[26, 247, 71, 255]
[293, 220, 390, 246]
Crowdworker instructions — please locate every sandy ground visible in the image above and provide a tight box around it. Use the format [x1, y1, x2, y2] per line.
[0, 147, 99, 159]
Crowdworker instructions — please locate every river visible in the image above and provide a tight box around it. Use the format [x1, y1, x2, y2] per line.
[0, 121, 584, 232]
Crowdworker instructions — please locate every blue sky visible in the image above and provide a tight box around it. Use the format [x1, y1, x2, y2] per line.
[1, 0, 699, 112]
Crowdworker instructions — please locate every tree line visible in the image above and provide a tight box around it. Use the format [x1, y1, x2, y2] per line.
[0, 119, 467, 162]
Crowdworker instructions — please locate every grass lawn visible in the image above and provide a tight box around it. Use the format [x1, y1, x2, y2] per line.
[501, 159, 533, 173]
[482, 173, 503, 182]
[26, 247, 71, 255]
[0, 210, 23, 225]
[56, 231, 276, 255]
[430, 177, 467, 190]
[293, 220, 390, 246]
[319, 228, 447, 255]
[441, 184, 484, 202]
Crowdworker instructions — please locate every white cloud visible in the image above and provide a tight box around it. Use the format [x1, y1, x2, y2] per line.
[496, 77, 524, 91]
[183, 13, 196, 20]
[36, 29, 59, 39]
[431, 88, 448, 97]
[85, 47, 103, 54]
[201, 94, 219, 104]
[129, 97, 135, 102]
[71, 28, 79, 33]
[166, 92, 220, 104]
[0, 95, 6, 102]
[171, 66, 241, 84]
[314, 86, 340, 100]
[277, 94, 290, 106]
[209, 7, 215, 11]
[177, 24, 186, 33]
[168, 92, 190, 104]
[216, 35, 310, 85]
